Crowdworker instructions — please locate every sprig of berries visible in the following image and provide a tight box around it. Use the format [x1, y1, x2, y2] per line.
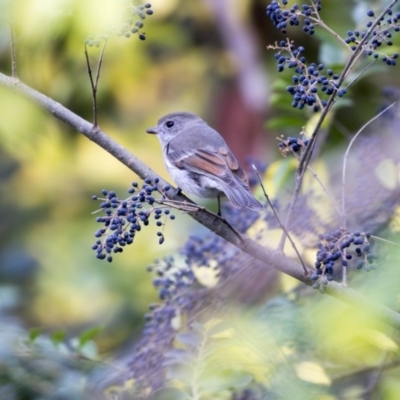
[310, 229, 374, 289]
[147, 256, 196, 301]
[268, 40, 344, 112]
[344, 7, 400, 65]
[85, 1, 154, 46]
[266, 0, 322, 35]
[277, 135, 310, 156]
[91, 178, 175, 262]
[266, 1, 399, 111]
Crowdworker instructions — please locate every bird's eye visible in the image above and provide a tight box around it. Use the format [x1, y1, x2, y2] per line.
[166, 121, 174, 128]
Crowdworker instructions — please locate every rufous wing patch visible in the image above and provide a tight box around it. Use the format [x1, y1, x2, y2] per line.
[181, 149, 226, 177]
[174, 147, 250, 187]
[219, 148, 249, 186]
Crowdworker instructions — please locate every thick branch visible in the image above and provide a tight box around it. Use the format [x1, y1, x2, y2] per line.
[0, 73, 400, 330]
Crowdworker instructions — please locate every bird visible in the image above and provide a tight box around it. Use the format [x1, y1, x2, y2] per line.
[146, 111, 263, 216]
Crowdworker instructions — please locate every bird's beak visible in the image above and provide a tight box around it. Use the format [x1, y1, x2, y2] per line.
[146, 126, 158, 134]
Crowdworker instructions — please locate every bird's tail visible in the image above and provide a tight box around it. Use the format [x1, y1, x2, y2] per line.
[223, 183, 264, 211]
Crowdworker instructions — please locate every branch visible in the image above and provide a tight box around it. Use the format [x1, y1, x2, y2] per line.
[0, 73, 400, 331]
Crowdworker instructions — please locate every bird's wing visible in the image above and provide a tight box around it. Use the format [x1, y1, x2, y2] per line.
[167, 146, 264, 210]
[167, 146, 249, 189]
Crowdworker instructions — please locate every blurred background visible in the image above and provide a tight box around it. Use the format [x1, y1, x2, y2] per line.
[0, 0, 400, 398]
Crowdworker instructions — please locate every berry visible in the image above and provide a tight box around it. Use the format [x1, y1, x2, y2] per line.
[91, 179, 179, 261]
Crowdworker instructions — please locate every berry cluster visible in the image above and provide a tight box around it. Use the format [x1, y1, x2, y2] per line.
[269, 40, 345, 111]
[123, 2, 154, 41]
[310, 229, 374, 287]
[278, 135, 310, 156]
[147, 201, 261, 300]
[147, 256, 196, 301]
[266, 0, 322, 35]
[85, 1, 153, 45]
[266, 1, 400, 111]
[91, 178, 175, 262]
[127, 300, 178, 392]
[344, 13, 399, 65]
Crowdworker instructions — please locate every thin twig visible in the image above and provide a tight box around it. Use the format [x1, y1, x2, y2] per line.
[362, 350, 389, 400]
[95, 40, 107, 90]
[332, 358, 399, 386]
[345, 58, 377, 91]
[84, 41, 107, 129]
[307, 17, 349, 49]
[306, 164, 343, 218]
[290, 147, 343, 219]
[342, 102, 396, 228]
[84, 45, 96, 126]
[252, 165, 308, 275]
[371, 235, 400, 249]
[10, 24, 17, 79]
[1, 15, 18, 79]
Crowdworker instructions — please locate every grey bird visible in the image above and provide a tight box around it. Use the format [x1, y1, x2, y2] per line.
[146, 111, 263, 215]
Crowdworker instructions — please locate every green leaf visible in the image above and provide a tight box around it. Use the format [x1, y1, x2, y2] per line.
[50, 330, 66, 344]
[28, 327, 42, 342]
[269, 93, 289, 107]
[271, 78, 291, 91]
[78, 326, 103, 347]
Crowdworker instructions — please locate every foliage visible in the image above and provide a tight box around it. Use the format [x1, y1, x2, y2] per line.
[0, 0, 400, 399]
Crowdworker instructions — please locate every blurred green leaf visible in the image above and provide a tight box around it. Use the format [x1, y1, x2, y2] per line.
[28, 327, 42, 342]
[50, 330, 66, 344]
[271, 78, 292, 91]
[78, 326, 103, 347]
